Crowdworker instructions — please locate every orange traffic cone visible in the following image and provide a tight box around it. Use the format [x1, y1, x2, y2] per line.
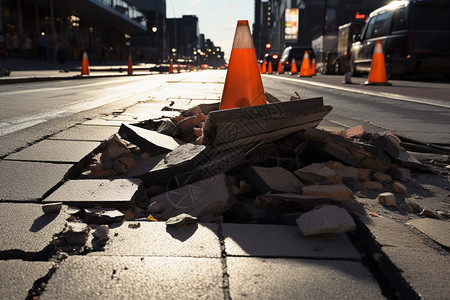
[290, 58, 298, 75]
[220, 20, 266, 110]
[277, 61, 283, 74]
[261, 61, 267, 74]
[81, 51, 89, 75]
[311, 57, 316, 76]
[267, 61, 273, 74]
[177, 61, 181, 73]
[127, 53, 133, 75]
[299, 51, 312, 77]
[364, 40, 391, 85]
[169, 60, 173, 74]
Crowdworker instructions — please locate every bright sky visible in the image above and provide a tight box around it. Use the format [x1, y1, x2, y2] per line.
[167, 0, 255, 60]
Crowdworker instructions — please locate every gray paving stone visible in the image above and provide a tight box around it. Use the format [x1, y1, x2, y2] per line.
[5, 140, 101, 163]
[43, 179, 144, 207]
[88, 222, 221, 258]
[407, 218, 450, 248]
[223, 224, 360, 260]
[362, 216, 450, 299]
[227, 257, 384, 300]
[0, 203, 69, 252]
[41, 256, 224, 300]
[0, 260, 52, 300]
[49, 125, 119, 141]
[0, 160, 72, 201]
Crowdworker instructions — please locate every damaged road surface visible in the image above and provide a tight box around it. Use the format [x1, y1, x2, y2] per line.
[1, 74, 449, 300]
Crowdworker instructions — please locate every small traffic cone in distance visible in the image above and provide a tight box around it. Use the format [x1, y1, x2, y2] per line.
[267, 61, 273, 74]
[277, 61, 283, 74]
[177, 61, 181, 73]
[127, 53, 133, 75]
[364, 40, 391, 85]
[81, 51, 89, 75]
[169, 60, 174, 73]
[220, 20, 266, 110]
[290, 58, 298, 75]
[299, 51, 312, 77]
[261, 61, 267, 74]
[311, 57, 316, 76]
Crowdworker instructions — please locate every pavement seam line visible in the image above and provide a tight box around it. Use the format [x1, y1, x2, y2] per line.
[217, 223, 231, 300]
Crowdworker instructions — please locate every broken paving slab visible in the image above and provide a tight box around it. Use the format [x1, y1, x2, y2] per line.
[49, 125, 119, 141]
[41, 256, 224, 299]
[4, 139, 101, 164]
[118, 123, 184, 155]
[150, 173, 234, 219]
[0, 160, 72, 201]
[88, 222, 221, 257]
[222, 223, 360, 259]
[360, 216, 450, 299]
[246, 166, 304, 194]
[0, 203, 69, 253]
[296, 205, 356, 236]
[302, 184, 353, 201]
[0, 260, 53, 300]
[407, 218, 450, 248]
[227, 257, 384, 300]
[254, 193, 333, 211]
[202, 97, 332, 150]
[43, 178, 145, 207]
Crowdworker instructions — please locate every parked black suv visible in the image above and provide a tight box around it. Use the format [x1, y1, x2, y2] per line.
[350, 0, 450, 78]
[280, 46, 315, 73]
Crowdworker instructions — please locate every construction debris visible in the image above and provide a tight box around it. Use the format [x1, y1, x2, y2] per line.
[42, 202, 62, 214]
[296, 205, 356, 236]
[378, 192, 397, 206]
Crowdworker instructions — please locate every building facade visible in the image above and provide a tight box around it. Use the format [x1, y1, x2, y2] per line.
[0, 0, 146, 62]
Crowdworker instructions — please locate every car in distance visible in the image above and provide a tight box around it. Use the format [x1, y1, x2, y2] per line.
[350, 0, 450, 78]
[280, 46, 315, 73]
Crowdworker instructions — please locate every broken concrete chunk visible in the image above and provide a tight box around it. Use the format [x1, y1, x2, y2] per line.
[419, 209, 440, 219]
[157, 118, 180, 137]
[92, 225, 109, 241]
[150, 173, 234, 219]
[346, 125, 366, 138]
[378, 192, 396, 206]
[373, 172, 392, 182]
[146, 201, 164, 214]
[119, 123, 184, 155]
[246, 166, 304, 194]
[84, 208, 125, 224]
[62, 222, 90, 245]
[334, 166, 371, 181]
[166, 213, 198, 228]
[100, 134, 131, 162]
[255, 193, 332, 211]
[294, 163, 341, 184]
[363, 181, 383, 190]
[392, 181, 407, 194]
[391, 167, 412, 182]
[302, 184, 353, 201]
[42, 202, 62, 214]
[239, 180, 258, 194]
[296, 205, 356, 236]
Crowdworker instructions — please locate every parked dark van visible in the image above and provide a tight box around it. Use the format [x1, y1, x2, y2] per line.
[280, 46, 315, 73]
[350, 0, 450, 78]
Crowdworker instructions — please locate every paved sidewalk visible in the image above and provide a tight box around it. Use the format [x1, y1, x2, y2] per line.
[0, 69, 449, 299]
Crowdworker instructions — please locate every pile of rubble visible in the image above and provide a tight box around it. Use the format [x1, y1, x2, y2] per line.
[43, 95, 448, 249]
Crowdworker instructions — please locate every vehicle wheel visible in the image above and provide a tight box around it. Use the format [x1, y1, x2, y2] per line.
[0, 65, 10, 77]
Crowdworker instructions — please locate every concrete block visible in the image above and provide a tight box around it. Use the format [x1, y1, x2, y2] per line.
[41, 256, 224, 299]
[0, 203, 69, 252]
[392, 181, 407, 194]
[43, 178, 144, 207]
[302, 184, 353, 201]
[49, 125, 119, 141]
[5, 140, 101, 163]
[118, 123, 184, 155]
[346, 124, 366, 138]
[378, 192, 396, 206]
[223, 223, 360, 259]
[246, 166, 304, 194]
[390, 166, 412, 182]
[228, 258, 384, 300]
[0, 160, 72, 201]
[150, 173, 234, 218]
[296, 205, 356, 236]
[294, 162, 341, 183]
[0, 260, 53, 300]
[334, 166, 371, 181]
[373, 172, 392, 182]
[254, 193, 331, 211]
[364, 181, 383, 190]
